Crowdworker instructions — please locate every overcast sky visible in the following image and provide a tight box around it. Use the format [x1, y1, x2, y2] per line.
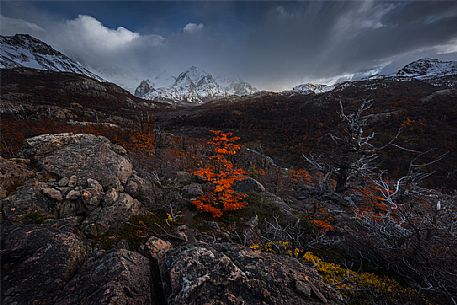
[1, 1, 457, 91]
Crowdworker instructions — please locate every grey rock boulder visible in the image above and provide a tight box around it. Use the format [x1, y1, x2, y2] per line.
[124, 173, 155, 207]
[183, 183, 203, 196]
[68, 175, 78, 187]
[143, 236, 173, 259]
[80, 179, 104, 210]
[103, 187, 119, 205]
[58, 176, 69, 187]
[258, 191, 293, 215]
[42, 187, 63, 201]
[82, 192, 144, 236]
[23, 133, 133, 191]
[159, 242, 343, 305]
[66, 189, 81, 200]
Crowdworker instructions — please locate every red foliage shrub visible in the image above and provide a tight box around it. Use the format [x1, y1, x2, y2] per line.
[192, 130, 248, 218]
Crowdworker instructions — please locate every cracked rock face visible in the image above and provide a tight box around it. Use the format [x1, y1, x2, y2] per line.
[1, 221, 154, 305]
[23, 133, 132, 191]
[0, 157, 33, 199]
[1, 219, 88, 305]
[55, 249, 152, 305]
[159, 243, 343, 305]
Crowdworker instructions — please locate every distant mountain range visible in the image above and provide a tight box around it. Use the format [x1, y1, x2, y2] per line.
[1, 34, 456, 103]
[0, 34, 102, 81]
[292, 58, 457, 94]
[134, 66, 257, 104]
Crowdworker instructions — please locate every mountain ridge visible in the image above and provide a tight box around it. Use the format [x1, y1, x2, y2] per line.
[396, 58, 457, 78]
[291, 58, 457, 95]
[1, 34, 455, 102]
[0, 34, 103, 81]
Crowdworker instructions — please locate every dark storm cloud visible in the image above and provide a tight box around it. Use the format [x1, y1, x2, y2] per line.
[238, 1, 457, 88]
[1, 1, 457, 91]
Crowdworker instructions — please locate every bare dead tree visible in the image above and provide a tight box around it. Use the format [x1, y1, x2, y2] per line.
[351, 148, 456, 302]
[372, 149, 448, 217]
[304, 100, 400, 193]
[358, 188, 457, 301]
[302, 153, 334, 193]
[301, 99, 455, 301]
[262, 216, 305, 246]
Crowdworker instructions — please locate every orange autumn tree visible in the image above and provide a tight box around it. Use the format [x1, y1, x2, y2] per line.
[192, 130, 248, 218]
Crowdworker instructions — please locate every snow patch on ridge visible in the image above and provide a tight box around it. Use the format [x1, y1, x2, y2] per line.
[0, 34, 103, 81]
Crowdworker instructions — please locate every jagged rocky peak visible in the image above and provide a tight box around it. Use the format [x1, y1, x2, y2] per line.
[134, 66, 257, 104]
[197, 74, 217, 87]
[134, 79, 153, 96]
[0, 33, 102, 81]
[396, 58, 457, 78]
[176, 65, 209, 84]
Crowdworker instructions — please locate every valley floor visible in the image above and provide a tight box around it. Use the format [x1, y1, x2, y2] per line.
[1, 68, 457, 305]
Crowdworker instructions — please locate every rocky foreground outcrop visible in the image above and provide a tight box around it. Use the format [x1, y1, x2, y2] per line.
[1, 133, 342, 305]
[160, 243, 343, 305]
[2, 133, 148, 236]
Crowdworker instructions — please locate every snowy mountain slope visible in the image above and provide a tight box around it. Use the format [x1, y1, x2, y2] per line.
[216, 76, 257, 96]
[0, 34, 102, 81]
[134, 66, 257, 104]
[396, 58, 457, 79]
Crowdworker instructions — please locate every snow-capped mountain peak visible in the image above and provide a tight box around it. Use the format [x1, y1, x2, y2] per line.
[0, 34, 102, 81]
[134, 66, 257, 104]
[396, 58, 457, 79]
